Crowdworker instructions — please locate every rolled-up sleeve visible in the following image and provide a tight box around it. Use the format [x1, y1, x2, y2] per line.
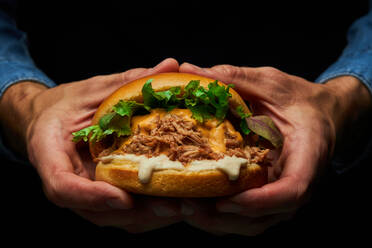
[0, 9, 56, 96]
[316, 2, 372, 174]
[0, 8, 56, 163]
[316, 4, 372, 93]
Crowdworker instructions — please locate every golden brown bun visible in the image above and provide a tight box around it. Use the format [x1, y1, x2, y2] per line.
[96, 160, 267, 198]
[90, 72, 267, 197]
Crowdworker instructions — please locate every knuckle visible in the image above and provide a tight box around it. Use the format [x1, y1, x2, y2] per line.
[120, 68, 146, 84]
[212, 64, 252, 83]
[212, 64, 237, 77]
[259, 66, 281, 74]
[258, 66, 285, 80]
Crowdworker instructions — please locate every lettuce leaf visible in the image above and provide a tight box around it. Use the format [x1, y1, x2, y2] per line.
[142, 79, 182, 111]
[182, 80, 234, 122]
[72, 100, 144, 142]
[235, 105, 252, 135]
[72, 125, 105, 142]
[245, 115, 283, 148]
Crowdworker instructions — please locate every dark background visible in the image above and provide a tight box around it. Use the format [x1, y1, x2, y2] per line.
[1, 1, 371, 245]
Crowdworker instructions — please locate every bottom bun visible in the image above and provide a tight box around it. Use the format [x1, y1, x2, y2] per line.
[95, 159, 268, 197]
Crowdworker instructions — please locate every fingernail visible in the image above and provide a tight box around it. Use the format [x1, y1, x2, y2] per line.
[152, 59, 169, 70]
[181, 202, 194, 216]
[218, 202, 243, 213]
[152, 205, 177, 217]
[106, 199, 131, 210]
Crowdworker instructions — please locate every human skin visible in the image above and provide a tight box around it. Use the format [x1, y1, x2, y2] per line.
[178, 63, 372, 235]
[1, 59, 371, 235]
[0, 58, 185, 233]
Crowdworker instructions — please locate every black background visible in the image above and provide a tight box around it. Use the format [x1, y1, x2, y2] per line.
[1, 1, 371, 245]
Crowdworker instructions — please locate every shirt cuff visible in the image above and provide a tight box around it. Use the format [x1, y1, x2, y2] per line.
[315, 51, 372, 175]
[0, 60, 56, 97]
[315, 50, 372, 96]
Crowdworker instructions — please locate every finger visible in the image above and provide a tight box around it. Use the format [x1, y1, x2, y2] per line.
[74, 209, 134, 227]
[74, 198, 183, 233]
[216, 137, 317, 217]
[33, 141, 133, 211]
[183, 198, 292, 236]
[182, 199, 228, 236]
[216, 176, 299, 218]
[42, 170, 134, 211]
[74, 58, 180, 109]
[179, 62, 279, 102]
[138, 196, 181, 218]
[101, 57, 180, 89]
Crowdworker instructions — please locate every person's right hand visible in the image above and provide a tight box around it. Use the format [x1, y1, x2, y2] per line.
[0, 58, 183, 233]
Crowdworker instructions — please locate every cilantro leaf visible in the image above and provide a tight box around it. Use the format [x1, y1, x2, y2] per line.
[113, 100, 144, 117]
[72, 100, 145, 143]
[235, 105, 253, 135]
[236, 105, 252, 119]
[205, 81, 232, 120]
[187, 104, 214, 123]
[142, 79, 182, 110]
[72, 125, 104, 142]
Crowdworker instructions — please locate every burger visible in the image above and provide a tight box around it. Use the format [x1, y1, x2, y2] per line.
[72, 73, 282, 197]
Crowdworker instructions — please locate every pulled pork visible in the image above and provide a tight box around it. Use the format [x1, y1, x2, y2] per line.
[121, 113, 268, 164]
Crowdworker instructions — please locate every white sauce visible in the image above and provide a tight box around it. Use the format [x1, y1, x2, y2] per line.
[188, 156, 248, 180]
[99, 154, 249, 183]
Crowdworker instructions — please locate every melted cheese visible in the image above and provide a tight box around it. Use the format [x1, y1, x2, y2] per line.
[119, 108, 243, 153]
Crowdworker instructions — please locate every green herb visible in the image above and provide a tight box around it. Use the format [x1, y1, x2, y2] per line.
[72, 100, 145, 142]
[73, 79, 236, 142]
[181, 80, 234, 123]
[142, 79, 182, 111]
[235, 105, 252, 135]
[72, 125, 105, 142]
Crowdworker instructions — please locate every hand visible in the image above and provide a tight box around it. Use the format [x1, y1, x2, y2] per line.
[0, 58, 184, 233]
[179, 63, 372, 235]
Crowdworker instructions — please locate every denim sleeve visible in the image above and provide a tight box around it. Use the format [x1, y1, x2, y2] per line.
[316, 6, 372, 93]
[316, 3, 372, 174]
[0, 8, 56, 164]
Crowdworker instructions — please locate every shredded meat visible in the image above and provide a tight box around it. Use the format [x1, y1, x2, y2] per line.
[121, 112, 268, 164]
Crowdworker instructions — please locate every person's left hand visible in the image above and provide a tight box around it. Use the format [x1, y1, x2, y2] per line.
[178, 62, 372, 236]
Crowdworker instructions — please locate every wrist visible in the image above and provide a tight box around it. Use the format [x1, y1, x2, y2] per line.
[323, 76, 372, 151]
[0, 81, 48, 157]
[324, 76, 372, 124]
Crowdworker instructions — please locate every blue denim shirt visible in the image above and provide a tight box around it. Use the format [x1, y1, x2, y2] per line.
[1, 4, 372, 173]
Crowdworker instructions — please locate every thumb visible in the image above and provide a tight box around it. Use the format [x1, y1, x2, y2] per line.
[108, 57, 180, 88]
[74, 58, 180, 107]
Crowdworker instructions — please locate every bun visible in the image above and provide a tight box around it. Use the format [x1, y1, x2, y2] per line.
[96, 159, 267, 197]
[91, 72, 268, 197]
